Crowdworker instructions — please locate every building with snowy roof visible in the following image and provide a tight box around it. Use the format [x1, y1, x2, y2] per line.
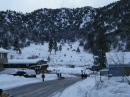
[106, 52, 130, 76]
[0, 48, 9, 71]
[3, 59, 48, 74]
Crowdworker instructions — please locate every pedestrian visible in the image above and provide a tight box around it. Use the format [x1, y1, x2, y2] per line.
[57, 70, 60, 80]
[59, 73, 61, 80]
[41, 72, 45, 81]
[81, 73, 83, 79]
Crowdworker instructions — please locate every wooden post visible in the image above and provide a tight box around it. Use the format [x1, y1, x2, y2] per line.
[100, 72, 101, 82]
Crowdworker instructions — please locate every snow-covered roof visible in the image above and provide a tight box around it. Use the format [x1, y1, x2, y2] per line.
[43, 58, 48, 61]
[100, 68, 109, 72]
[0, 48, 10, 53]
[8, 59, 41, 64]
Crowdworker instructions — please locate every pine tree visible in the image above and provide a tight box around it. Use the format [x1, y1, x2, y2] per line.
[126, 36, 130, 51]
[47, 56, 50, 62]
[79, 40, 84, 46]
[93, 28, 109, 69]
[53, 40, 58, 54]
[83, 42, 89, 51]
[59, 44, 62, 52]
[2, 38, 8, 49]
[13, 37, 20, 53]
[45, 33, 49, 42]
[76, 47, 80, 54]
[48, 37, 53, 55]
[88, 33, 95, 52]
[18, 49, 22, 54]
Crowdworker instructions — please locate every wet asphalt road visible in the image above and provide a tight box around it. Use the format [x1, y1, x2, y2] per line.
[5, 77, 81, 97]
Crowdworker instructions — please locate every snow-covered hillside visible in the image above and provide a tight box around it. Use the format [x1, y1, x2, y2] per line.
[1, 42, 130, 97]
[8, 42, 94, 67]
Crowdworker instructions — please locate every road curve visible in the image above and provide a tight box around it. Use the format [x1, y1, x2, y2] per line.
[6, 77, 81, 97]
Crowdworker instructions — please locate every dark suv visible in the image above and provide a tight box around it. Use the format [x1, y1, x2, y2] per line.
[11, 70, 36, 78]
[12, 71, 28, 77]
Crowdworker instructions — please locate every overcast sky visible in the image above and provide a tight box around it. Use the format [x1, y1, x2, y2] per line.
[0, 0, 119, 13]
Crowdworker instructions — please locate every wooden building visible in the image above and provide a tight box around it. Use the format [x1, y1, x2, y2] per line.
[3, 59, 48, 74]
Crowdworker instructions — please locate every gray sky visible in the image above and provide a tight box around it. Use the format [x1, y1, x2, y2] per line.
[0, 0, 119, 13]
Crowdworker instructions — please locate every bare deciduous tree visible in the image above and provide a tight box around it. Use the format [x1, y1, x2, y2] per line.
[107, 52, 126, 82]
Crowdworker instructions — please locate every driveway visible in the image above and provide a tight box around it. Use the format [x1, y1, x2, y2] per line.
[6, 77, 81, 97]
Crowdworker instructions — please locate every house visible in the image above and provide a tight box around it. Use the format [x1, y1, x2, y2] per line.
[105, 52, 130, 76]
[28, 60, 48, 74]
[29, 64, 48, 74]
[0, 48, 9, 71]
[4, 59, 49, 74]
[3, 59, 39, 68]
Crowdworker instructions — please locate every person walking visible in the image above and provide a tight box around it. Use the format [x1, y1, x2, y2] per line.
[41, 72, 45, 81]
[56, 70, 60, 80]
[59, 73, 61, 80]
[81, 73, 84, 79]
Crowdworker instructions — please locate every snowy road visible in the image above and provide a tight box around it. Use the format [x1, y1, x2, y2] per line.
[6, 77, 81, 97]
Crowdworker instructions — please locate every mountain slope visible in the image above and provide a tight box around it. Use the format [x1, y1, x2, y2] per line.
[8, 42, 93, 67]
[0, 0, 130, 51]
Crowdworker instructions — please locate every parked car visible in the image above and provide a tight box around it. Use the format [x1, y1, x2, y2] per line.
[0, 69, 18, 74]
[11, 69, 36, 78]
[12, 71, 27, 77]
[24, 69, 36, 78]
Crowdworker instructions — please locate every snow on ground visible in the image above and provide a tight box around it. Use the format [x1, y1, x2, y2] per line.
[0, 66, 90, 90]
[0, 72, 76, 90]
[0, 67, 86, 90]
[1, 71, 130, 97]
[0, 73, 60, 90]
[1, 42, 130, 97]
[51, 74, 130, 97]
[47, 66, 92, 74]
[8, 42, 94, 67]
[52, 76, 95, 97]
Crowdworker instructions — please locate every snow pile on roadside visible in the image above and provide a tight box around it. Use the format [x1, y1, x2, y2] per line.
[52, 76, 95, 97]
[52, 75, 130, 97]
[0, 74, 57, 90]
[88, 79, 130, 97]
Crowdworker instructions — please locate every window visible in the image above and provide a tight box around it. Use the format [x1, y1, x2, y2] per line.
[2, 53, 7, 58]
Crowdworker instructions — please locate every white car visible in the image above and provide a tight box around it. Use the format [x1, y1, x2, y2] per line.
[23, 69, 36, 78]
